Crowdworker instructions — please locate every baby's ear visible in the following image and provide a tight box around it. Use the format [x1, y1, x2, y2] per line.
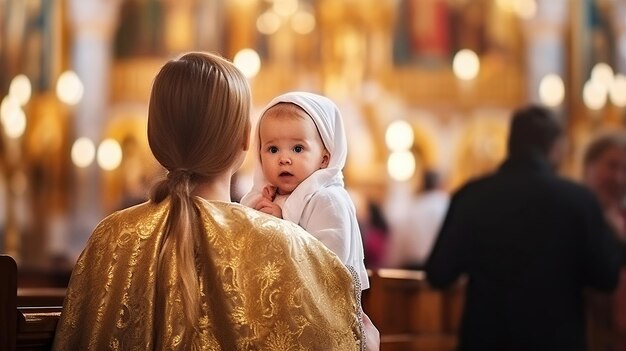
[320, 150, 330, 169]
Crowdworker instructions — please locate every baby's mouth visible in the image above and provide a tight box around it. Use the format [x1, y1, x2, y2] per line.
[279, 171, 293, 177]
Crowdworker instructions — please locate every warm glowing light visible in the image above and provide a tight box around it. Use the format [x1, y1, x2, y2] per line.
[2, 106, 26, 139]
[385, 120, 414, 151]
[273, 0, 298, 17]
[495, 0, 514, 12]
[514, 0, 537, 19]
[387, 151, 416, 182]
[56, 71, 84, 105]
[97, 139, 123, 171]
[257, 11, 281, 35]
[1, 95, 26, 138]
[453, 49, 480, 80]
[538, 74, 565, 107]
[591, 63, 614, 88]
[609, 74, 626, 107]
[71, 137, 96, 168]
[497, 0, 536, 19]
[9, 74, 32, 106]
[583, 80, 608, 110]
[1, 96, 20, 123]
[291, 11, 315, 34]
[233, 49, 261, 79]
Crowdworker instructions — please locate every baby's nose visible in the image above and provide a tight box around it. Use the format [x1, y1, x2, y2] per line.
[279, 157, 292, 165]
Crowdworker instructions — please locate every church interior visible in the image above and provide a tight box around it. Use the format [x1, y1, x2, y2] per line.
[1, 0, 626, 350]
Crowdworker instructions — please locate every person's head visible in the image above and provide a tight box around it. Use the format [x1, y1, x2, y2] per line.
[251, 92, 348, 196]
[148, 52, 251, 189]
[583, 133, 626, 207]
[258, 102, 330, 195]
[507, 105, 564, 166]
[147, 52, 250, 330]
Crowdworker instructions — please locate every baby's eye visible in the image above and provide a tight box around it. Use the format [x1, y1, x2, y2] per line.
[293, 145, 304, 153]
[268, 146, 279, 153]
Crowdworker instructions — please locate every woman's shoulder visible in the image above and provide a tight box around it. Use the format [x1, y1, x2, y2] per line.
[196, 199, 350, 271]
[93, 201, 166, 238]
[195, 199, 318, 242]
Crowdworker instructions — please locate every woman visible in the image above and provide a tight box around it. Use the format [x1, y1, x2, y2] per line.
[583, 132, 626, 351]
[52, 52, 373, 350]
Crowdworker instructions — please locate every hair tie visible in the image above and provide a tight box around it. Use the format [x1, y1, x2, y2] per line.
[167, 168, 194, 188]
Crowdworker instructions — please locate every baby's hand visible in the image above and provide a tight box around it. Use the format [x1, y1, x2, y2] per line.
[255, 198, 283, 218]
[262, 185, 277, 201]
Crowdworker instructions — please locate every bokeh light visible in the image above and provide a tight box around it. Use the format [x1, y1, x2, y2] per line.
[385, 120, 414, 152]
[609, 74, 626, 107]
[538, 74, 565, 107]
[291, 11, 315, 34]
[97, 139, 123, 171]
[56, 71, 84, 105]
[590, 63, 614, 88]
[453, 49, 480, 81]
[9, 74, 32, 106]
[388, 151, 416, 182]
[233, 49, 261, 79]
[583, 80, 608, 110]
[71, 137, 96, 168]
[257, 11, 281, 35]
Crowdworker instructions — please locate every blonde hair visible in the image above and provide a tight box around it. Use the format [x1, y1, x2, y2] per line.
[147, 52, 250, 331]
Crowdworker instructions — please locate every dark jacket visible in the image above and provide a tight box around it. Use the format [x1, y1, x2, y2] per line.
[425, 153, 622, 351]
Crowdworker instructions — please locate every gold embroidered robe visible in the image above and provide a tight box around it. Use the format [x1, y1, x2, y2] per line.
[52, 198, 362, 350]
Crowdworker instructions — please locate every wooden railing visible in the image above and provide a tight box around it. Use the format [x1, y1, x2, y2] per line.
[1, 255, 467, 351]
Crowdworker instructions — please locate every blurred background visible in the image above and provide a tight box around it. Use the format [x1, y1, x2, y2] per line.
[0, 0, 625, 274]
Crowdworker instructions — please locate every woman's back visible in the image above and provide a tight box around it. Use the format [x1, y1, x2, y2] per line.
[53, 199, 362, 350]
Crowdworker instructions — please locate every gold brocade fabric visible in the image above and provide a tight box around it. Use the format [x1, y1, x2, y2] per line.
[52, 198, 362, 350]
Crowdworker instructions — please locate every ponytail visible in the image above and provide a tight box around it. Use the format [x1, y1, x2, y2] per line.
[152, 169, 200, 330]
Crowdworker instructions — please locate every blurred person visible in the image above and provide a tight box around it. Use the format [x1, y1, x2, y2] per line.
[583, 133, 626, 242]
[53, 53, 370, 350]
[425, 105, 622, 351]
[362, 201, 390, 269]
[583, 132, 626, 351]
[386, 169, 449, 269]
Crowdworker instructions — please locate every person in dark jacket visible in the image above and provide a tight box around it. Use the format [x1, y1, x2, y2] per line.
[425, 105, 622, 351]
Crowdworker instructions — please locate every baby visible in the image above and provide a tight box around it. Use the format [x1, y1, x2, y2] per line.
[241, 91, 369, 290]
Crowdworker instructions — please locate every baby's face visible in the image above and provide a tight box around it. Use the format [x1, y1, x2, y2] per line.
[259, 107, 329, 196]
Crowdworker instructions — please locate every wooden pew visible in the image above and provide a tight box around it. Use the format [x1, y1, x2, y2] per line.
[0, 255, 64, 351]
[362, 269, 464, 351]
[16, 288, 64, 351]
